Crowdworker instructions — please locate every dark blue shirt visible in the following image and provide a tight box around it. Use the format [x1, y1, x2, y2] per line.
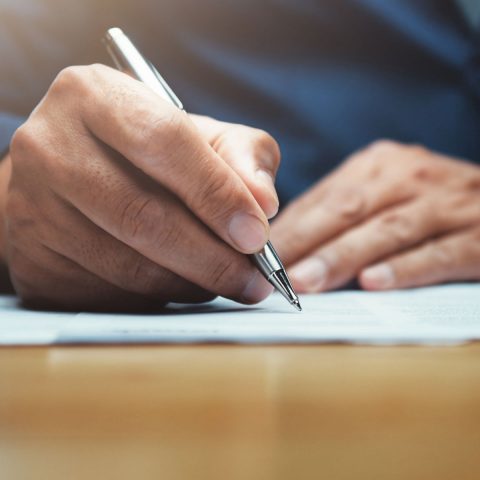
[0, 0, 479, 204]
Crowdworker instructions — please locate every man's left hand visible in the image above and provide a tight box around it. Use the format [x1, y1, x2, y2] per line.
[271, 140, 480, 292]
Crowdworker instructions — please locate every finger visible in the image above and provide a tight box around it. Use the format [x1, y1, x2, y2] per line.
[189, 115, 280, 219]
[271, 174, 410, 267]
[287, 197, 474, 293]
[59, 65, 269, 254]
[271, 141, 415, 266]
[29, 193, 215, 304]
[359, 228, 480, 290]
[40, 138, 272, 305]
[8, 243, 168, 312]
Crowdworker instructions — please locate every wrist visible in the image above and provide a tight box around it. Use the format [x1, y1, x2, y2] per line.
[0, 154, 13, 292]
[0, 154, 11, 263]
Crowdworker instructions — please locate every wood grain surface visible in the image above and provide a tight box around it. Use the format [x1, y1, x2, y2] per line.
[1, 345, 480, 480]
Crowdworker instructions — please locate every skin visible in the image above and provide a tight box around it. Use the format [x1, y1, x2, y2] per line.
[271, 140, 480, 293]
[0, 64, 281, 311]
[1, 66, 479, 310]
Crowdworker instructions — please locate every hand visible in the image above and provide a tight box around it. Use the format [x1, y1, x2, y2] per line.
[271, 141, 480, 292]
[2, 64, 281, 310]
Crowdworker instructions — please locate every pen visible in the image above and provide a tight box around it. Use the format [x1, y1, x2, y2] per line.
[103, 27, 302, 311]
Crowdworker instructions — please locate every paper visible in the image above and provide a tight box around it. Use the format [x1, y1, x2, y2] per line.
[0, 295, 71, 345]
[0, 284, 479, 346]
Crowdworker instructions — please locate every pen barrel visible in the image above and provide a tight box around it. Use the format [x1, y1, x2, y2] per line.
[102, 27, 299, 307]
[251, 241, 284, 279]
[103, 28, 183, 109]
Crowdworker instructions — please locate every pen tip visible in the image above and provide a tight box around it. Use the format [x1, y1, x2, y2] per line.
[293, 299, 302, 312]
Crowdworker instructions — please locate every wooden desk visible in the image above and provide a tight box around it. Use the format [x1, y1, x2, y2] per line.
[1, 345, 480, 480]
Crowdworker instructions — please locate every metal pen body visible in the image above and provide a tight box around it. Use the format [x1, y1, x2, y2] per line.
[103, 28, 301, 311]
[251, 242, 301, 310]
[251, 241, 282, 277]
[103, 28, 183, 109]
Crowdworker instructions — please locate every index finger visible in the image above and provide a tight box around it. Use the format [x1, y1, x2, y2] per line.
[66, 64, 269, 254]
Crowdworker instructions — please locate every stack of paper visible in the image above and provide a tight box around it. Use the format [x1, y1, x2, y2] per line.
[0, 284, 478, 346]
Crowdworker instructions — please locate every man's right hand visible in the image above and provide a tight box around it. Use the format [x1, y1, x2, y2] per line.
[2, 64, 280, 311]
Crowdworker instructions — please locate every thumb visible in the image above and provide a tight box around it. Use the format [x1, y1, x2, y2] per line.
[190, 115, 281, 219]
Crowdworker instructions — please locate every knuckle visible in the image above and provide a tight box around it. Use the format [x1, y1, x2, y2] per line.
[358, 139, 401, 167]
[260, 131, 281, 174]
[85, 62, 110, 78]
[117, 194, 156, 241]
[411, 164, 434, 182]
[117, 193, 181, 252]
[253, 129, 281, 164]
[205, 252, 249, 293]
[128, 256, 171, 296]
[324, 245, 349, 272]
[410, 159, 447, 185]
[325, 187, 365, 221]
[5, 192, 37, 245]
[367, 139, 399, 155]
[48, 64, 110, 108]
[430, 242, 455, 269]
[10, 121, 59, 185]
[407, 143, 429, 157]
[9, 123, 39, 161]
[117, 193, 151, 237]
[378, 211, 415, 245]
[194, 170, 241, 223]
[467, 175, 480, 193]
[9, 123, 58, 192]
[49, 65, 91, 98]
[208, 259, 237, 291]
[137, 110, 184, 162]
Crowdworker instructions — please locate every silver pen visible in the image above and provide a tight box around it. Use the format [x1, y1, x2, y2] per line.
[103, 27, 302, 311]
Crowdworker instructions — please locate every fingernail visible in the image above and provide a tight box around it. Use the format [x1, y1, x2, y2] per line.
[256, 169, 279, 218]
[242, 271, 274, 304]
[228, 213, 268, 253]
[361, 263, 395, 290]
[289, 257, 328, 292]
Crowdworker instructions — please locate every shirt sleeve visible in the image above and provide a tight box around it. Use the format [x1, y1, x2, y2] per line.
[0, 0, 116, 156]
[0, 112, 24, 157]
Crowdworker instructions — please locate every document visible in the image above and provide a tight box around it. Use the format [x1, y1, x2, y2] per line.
[0, 284, 479, 346]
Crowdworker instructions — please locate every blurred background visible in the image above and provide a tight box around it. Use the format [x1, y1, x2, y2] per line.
[1, 0, 479, 203]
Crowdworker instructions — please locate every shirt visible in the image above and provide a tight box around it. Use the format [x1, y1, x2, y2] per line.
[1, 0, 479, 204]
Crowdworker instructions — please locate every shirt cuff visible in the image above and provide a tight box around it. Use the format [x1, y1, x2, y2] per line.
[0, 112, 24, 158]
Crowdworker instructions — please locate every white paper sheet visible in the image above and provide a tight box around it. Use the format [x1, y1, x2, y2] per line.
[0, 284, 479, 346]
